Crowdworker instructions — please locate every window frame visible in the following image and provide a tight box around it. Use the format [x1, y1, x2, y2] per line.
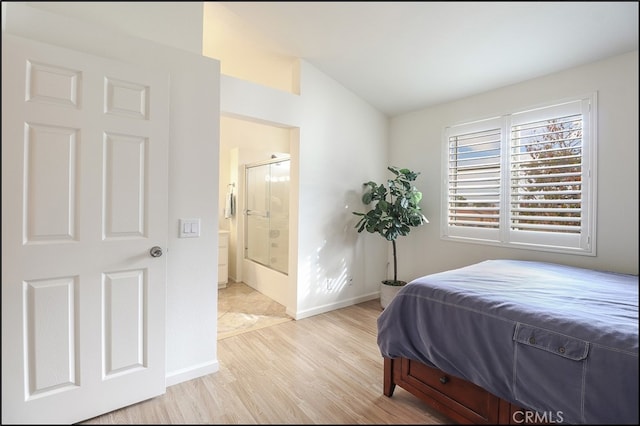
[441, 93, 597, 256]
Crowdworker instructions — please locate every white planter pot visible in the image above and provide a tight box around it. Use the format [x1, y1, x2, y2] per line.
[380, 282, 405, 309]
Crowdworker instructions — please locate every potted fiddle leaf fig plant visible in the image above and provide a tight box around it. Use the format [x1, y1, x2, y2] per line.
[353, 166, 428, 308]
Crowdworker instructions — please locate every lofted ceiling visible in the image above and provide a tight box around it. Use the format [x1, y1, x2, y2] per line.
[219, 2, 639, 117]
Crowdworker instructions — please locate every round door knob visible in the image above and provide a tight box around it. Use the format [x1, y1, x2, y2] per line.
[150, 246, 163, 257]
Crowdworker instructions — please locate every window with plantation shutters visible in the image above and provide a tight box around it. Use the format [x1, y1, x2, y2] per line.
[442, 94, 596, 255]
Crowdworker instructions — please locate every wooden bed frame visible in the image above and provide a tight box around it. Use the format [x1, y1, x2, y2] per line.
[383, 357, 537, 425]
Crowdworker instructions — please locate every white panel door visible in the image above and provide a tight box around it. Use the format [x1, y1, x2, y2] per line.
[1, 34, 169, 424]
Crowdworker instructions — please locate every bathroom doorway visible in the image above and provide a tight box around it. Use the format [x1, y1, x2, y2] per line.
[218, 115, 297, 329]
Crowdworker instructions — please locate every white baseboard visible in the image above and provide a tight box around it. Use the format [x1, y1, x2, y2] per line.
[291, 292, 380, 320]
[165, 359, 220, 387]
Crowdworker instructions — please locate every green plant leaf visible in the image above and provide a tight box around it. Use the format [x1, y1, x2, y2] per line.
[362, 192, 373, 204]
[352, 166, 428, 283]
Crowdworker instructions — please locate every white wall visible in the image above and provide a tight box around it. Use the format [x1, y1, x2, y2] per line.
[220, 74, 303, 127]
[203, 2, 297, 94]
[389, 50, 639, 277]
[3, 2, 221, 385]
[295, 61, 390, 316]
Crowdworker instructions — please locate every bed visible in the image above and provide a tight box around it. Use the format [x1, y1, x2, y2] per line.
[377, 259, 638, 424]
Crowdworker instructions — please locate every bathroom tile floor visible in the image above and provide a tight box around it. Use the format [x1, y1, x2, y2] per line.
[217, 281, 293, 340]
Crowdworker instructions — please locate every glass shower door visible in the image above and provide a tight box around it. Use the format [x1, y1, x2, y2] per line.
[246, 163, 271, 267]
[268, 160, 289, 274]
[245, 159, 289, 274]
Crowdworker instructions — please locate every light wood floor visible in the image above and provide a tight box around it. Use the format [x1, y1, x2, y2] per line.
[82, 297, 450, 424]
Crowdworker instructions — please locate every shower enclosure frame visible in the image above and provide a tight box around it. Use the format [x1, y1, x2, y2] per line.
[243, 157, 290, 276]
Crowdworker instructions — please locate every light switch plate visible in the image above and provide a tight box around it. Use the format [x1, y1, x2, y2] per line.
[179, 218, 200, 238]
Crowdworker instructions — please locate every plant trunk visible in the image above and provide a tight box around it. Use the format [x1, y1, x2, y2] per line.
[392, 239, 397, 282]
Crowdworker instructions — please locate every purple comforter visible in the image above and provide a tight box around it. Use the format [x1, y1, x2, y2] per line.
[377, 259, 638, 424]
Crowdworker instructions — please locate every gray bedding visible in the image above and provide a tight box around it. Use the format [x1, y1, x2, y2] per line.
[377, 259, 639, 424]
